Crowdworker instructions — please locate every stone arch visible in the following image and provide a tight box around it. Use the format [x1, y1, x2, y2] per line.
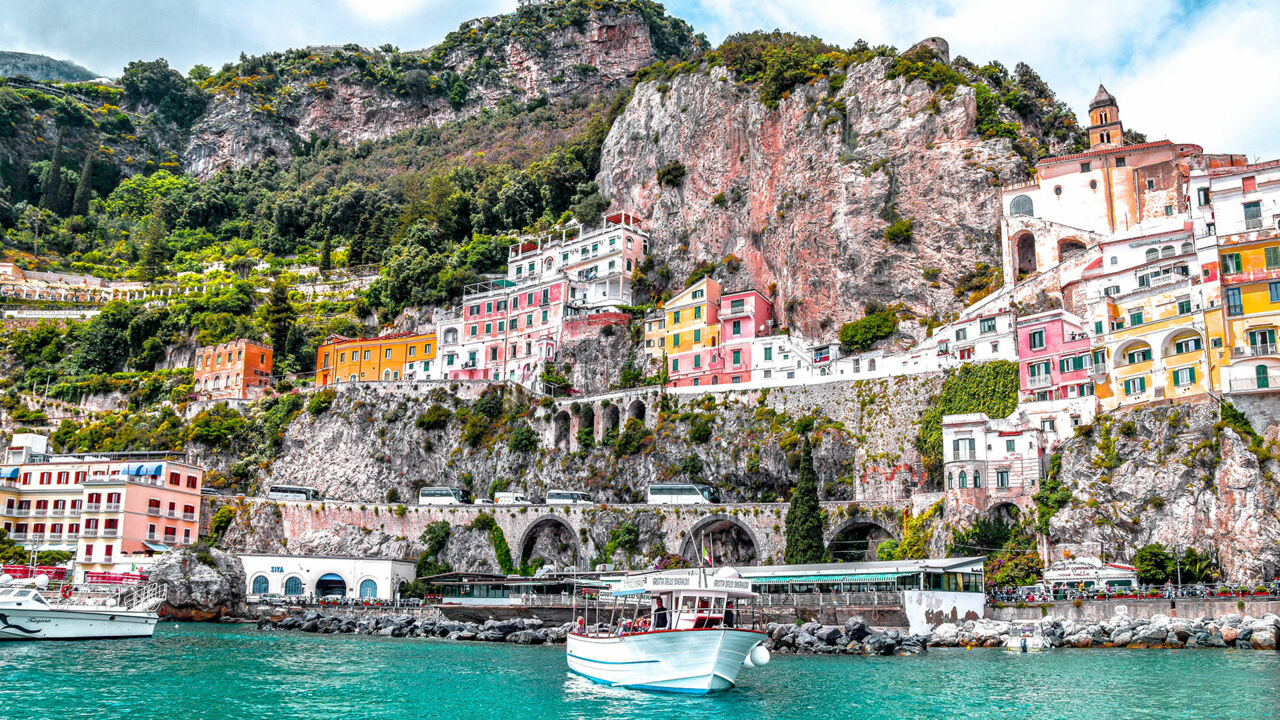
[627, 398, 646, 423]
[578, 404, 596, 442]
[1160, 328, 1204, 358]
[315, 572, 348, 597]
[553, 410, 571, 450]
[600, 402, 620, 441]
[1015, 232, 1037, 276]
[517, 515, 581, 571]
[679, 514, 759, 566]
[827, 518, 896, 562]
[1057, 237, 1087, 262]
[987, 502, 1023, 524]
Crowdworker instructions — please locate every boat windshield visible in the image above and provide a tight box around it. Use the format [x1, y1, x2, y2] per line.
[572, 588, 758, 637]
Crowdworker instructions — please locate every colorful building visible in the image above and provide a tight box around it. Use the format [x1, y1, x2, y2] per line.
[941, 411, 1047, 517]
[0, 434, 204, 581]
[194, 339, 274, 400]
[314, 332, 437, 386]
[1188, 161, 1280, 401]
[644, 278, 775, 387]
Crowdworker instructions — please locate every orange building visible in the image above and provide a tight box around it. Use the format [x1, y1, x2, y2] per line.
[314, 332, 437, 386]
[194, 339, 274, 400]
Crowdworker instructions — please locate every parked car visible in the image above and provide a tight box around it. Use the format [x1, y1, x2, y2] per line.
[472, 498, 494, 505]
[258, 593, 286, 606]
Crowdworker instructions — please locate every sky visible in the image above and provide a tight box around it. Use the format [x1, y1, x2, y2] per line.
[3, 0, 1276, 159]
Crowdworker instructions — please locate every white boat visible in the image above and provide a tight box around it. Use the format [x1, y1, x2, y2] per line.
[0, 576, 164, 641]
[1004, 626, 1045, 652]
[566, 567, 771, 694]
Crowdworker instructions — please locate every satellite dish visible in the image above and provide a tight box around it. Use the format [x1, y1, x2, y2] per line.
[714, 566, 741, 579]
[34, 574, 49, 589]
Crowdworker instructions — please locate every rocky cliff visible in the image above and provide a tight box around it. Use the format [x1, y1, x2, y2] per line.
[1045, 403, 1280, 581]
[149, 545, 247, 620]
[183, 2, 703, 178]
[599, 58, 1031, 339]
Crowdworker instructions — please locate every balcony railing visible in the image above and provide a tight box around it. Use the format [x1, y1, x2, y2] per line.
[1027, 374, 1053, 389]
[64, 532, 78, 540]
[81, 528, 97, 537]
[83, 503, 101, 512]
[30, 508, 47, 517]
[27, 532, 43, 541]
[101, 528, 118, 537]
[46, 532, 61, 541]
[1230, 374, 1280, 392]
[67, 508, 81, 517]
[1248, 343, 1278, 357]
[1246, 217, 1263, 230]
[146, 533, 158, 542]
[165, 510, 179, 519]
[162, 536, 177, 545]
[1090, 362, 1109, 376]
[49, 509, 64, 517]
[103, 503, 121, 512]
[9, 533, 26, 542]
[10, 509, 29, 517]
[182, 513, 196, 522]
[146, 507, 161, 516]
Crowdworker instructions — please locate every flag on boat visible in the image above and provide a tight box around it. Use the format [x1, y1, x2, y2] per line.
[701, 543, 712, 567]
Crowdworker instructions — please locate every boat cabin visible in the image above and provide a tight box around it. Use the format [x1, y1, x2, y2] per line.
[576, 569, 759, 636]
[0, 588, 50, 608]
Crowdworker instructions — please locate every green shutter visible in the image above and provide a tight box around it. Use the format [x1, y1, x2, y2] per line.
[1267, 246, 1280, 269]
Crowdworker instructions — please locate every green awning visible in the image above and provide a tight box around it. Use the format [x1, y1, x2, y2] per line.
[143, 542, 172, 552]
[750, 572, 915, 585]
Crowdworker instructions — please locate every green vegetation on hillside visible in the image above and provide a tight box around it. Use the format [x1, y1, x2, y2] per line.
[915, 361, 1020, 480]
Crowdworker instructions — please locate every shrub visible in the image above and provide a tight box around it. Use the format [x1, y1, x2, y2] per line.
[209, 506, 235, 537]
[508, 421, 539, 452]
[884, 217, 914, 245]
[657, 160, 686, 187]
[416, 404, 452, 431]
[307, 388, 336, 416]
[916, 362, 1019, 480]
[839, 310, 898, 353]
[689, 417, 713, 443]
[385, 487, 401, 503]
[185, 403, 246, 449]
[614, 418, 653, 457]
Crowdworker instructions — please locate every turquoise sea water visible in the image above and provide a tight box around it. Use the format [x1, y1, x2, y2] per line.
[2, 624, 1278, 720]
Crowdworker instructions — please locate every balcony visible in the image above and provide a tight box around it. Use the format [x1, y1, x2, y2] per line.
[720, 304, 753, 320]
[64, 532, 78, 541]
[27, 532, 43, 541]
[1230, 374, 1280, 393]
[1027, 374, 1053, 389]
[103, 503, 121, 512]
[1246, 217, 1263, 231]
[1243, 343, 1279, 358]
[1090, 362, 1109, 377]
[101, 528, 119, 537]
[10, 508, 29, 517]
[30, 508, 47, 517]
[165, 510, 179, 519]
[81, 528, 97, 537]
[66, 508, 81, 517]
[162, 536, 177, 545]
[8, 532, 26, 542]
[46, 532, 61, 541]
[49, 509, 64, 517]
[84, 503, 101, 512]
[182, 513, 196, 522]
[146, 507, 161, 516]
[146, 533, 158, 542]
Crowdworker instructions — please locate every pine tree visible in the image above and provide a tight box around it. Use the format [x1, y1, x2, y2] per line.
[264, 277, 295, 373]
[140, 217, 168, 281]
[319, 232, 332, 274]
[39, 140, 65, 215]
[784, 436, 826, 563]
[72, 151, 94, 216]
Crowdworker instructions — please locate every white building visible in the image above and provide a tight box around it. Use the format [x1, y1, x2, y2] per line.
[240, 554, 417, 601]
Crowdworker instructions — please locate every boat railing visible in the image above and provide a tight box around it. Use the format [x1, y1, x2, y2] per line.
[569, 592, 767, 637]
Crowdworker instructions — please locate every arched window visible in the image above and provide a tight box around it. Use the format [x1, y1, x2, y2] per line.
[1145, 248, 1159, 262]
[1180, 241, 1193, 255]
[973, 471, 981, 488]
[252, 575, 269, 595]
[284, 577, 303, 596]
[382, 370, 392, 381]
[1161, 246, 1174, 258]
[947, 472, 953, 489]
[958, 471, 968, 489]
[1009, 195, 1034, 217]
[359, 579, 377, 598]
[868, 359, 876, 372]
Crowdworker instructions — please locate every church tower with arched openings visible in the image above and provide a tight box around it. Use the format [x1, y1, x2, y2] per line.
[1087, 84, 1123, 148]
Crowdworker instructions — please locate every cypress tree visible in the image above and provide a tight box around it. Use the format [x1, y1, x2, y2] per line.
[140, 217, 168, 281]
[264, 277, 295, 373]
[39, 140, 65, 215]
[72, 151, 94, 216]
[319, 232, 332, 274]
[784, 436, 826, 563]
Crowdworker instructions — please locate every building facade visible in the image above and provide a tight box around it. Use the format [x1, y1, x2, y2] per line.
[241, 553, 417, 600]
[315, 332, 437, 386]
[194, 339, 274, 400]
[644, 278, 776, 387]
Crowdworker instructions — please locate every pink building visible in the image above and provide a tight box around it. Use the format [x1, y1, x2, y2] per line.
[667, 289, 774, 387]
[1016, 309, 1097, 402]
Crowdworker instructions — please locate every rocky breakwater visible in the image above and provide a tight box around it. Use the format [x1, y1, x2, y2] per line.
[258, 610, 571, 645]
[929, 612, 1280, 650]
[148, 546, 247, 621]
[765, 617, 927, 656]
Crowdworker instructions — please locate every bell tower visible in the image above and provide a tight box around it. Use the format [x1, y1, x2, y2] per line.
[1087, 84, 1123, 149]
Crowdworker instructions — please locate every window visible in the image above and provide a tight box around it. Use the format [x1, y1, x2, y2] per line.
[732, 320, 742, 336]
[972, 471, 981, 488]
[693, 329, 701, 343]
[1104, 285, 1121, 297]
[673, 333, 681, 347]
[952, 438, 976, 460]
[673, 310, 681, 323]
[693, 355, 701, 368]
[1244, 201, 1262, 229]
[1197, 187, 1210, 206]
[1129, 309, 1144, 326]
[1269, 281, 1280, 304]
[1123, 377, 1147, 395]
[1146, 178, 1155, 191]
[408, 346, 416, 358]
[1256, 364, 1273, 389]
[1009, 195, 1033, 216]
[362, 350, 370, 361]
[1145, 248, 1159, 262]
[1266, 247, 1280, 269]
[692, 289, 704, 300]
[693, 306, 702, 320]
[1164, 205, 1173, 217]
[671, 359, 679, 372]
[1115, 157, 1126, 168]
[1079, 382, 1095, 396]
[484, 323, 492, 334]
[384, 348, 392, 360]
[1095, 321, 1104, 335]
[1006, 439, 1016, 453]
[956, 328, 968, 341]
[958, 471, 967, 489]
[360, 579, 378, 599]
[1177, 298, 1192, 315]
[1080, 162, 1091, 173]
[252, 576, 269, 595]
[732, 350, 742, 365]
[997, 470, 1009, 488]
[1126, 347, 1152, 364]
[1174, 336, 1202, 355]
[764, 346, 772, 361]
[947, 473, 953, 489]
[1028, 329, 1045, 350]
[284, 577, 303, 596]
[1225, 287, 1243, 316]
[980, 318, 996, 334]
[1173, 367, 1197, 386]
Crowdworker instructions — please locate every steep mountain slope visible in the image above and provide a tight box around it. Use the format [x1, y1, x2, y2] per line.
[183, 0, 704, 178]
[0, 51, 98, 82]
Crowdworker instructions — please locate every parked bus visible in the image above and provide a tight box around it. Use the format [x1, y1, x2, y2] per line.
[646, 483, 721, 505]
[418, 487, 464, 506]
[266, 485, 322, 501]
[495, 491, 532, 505]
[546, 490, 592, 506]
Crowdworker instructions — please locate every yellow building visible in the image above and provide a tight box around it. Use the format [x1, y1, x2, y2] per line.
[315, 332, 437, 386]
[643, 278, 721, 361]
[1218, 234, 1280, 392]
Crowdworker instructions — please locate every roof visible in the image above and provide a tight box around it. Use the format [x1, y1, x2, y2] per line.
[1038, 140, 1178, 167]
[1089, 83, 1117, 110]
[750, 572, 911, 584]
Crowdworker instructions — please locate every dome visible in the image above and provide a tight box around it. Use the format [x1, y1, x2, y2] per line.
[1089, 84, 1117, 110]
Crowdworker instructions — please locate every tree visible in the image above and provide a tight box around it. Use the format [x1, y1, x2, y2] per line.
[140, 216, 169, 281]
[1134, 543, 1172, 584]
[38, 139, 65, 215]
[839, 308, 898, 353]
[72, 150, 94, 216]
[784, 436, 825, 563]
[508, 421, 539, 452]
[263, 278, 295, 372]
[121, 58, 208, 128]
[319, 232, 332, 274]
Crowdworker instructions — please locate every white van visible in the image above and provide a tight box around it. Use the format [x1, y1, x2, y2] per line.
[494, 491, 532, 505]
[418, 487, 464, 505]
[546, 490, 592, 506]
[646, 483, 722, 505]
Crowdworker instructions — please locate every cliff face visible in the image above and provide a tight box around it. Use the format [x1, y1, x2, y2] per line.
[183, 9, 685, 179]
[1047, 404, 1280, 581]
[599, 59, 1026, 339]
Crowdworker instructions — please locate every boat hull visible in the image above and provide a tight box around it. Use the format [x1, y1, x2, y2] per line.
[566, 628, 765, 694]
[0, 607, 157, 641]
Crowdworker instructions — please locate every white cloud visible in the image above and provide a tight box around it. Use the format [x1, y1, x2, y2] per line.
[341, 0, 436, 23]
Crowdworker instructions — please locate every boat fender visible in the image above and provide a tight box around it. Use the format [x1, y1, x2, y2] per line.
[61, 585, 72, 599]
[744, 644, 770, 668]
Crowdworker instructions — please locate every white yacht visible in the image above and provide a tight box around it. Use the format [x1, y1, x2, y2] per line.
[0, 576, 164, 641]
[566, 567, 771, 694]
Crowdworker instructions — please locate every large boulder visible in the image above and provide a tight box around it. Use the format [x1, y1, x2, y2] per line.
[149, 546, 247, 621]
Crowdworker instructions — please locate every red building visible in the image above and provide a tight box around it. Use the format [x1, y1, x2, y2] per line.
[194, 339, 274, 400]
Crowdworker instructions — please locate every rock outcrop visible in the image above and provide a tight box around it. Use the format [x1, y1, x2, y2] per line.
[149, 546, 247, 620]
[930, 612, 1280, 651]
[598, 58, 1026, 338]
[1044, 403, 1280, 580]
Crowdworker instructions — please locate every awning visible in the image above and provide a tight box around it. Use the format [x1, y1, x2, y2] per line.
[127, 463, 164, 477]
[143, 542, 172, 552]
[750, 572, 915, 585]
[0, 468, 18, 479]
